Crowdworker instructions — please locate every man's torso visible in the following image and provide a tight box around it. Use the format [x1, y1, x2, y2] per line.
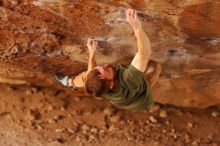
[103, 64, 153, 110]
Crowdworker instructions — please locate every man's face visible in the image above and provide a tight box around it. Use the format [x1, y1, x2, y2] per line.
[94, 64, 116, 80]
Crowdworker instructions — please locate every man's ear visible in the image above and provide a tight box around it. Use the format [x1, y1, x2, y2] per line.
[109, 81, 114, 89]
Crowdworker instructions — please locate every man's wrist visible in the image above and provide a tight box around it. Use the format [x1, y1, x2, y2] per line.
[89, 53, 96, 60]
[68, 77, 73, 87]
[89, 52, 95, 57]
[134, 28, 143, 35]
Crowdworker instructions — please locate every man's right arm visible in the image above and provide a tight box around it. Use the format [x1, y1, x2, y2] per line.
[126, 9, 152, 72]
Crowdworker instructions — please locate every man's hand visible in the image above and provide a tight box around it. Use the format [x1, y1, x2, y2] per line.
[126, 9, 142, 32]
[87, 38, 97, 56]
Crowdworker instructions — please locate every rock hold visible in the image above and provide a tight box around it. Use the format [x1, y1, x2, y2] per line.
[48, 119, 56, 124]
[67, 124, 79, 134]
[88, 134, 97, 142]
[211, 111, 219, 117]
[159, 110, 168, 118]
[149, 104, 160, 113]
[31, 87, 38, 94]
[76, 136, 82, 142]
[184, 133, 191, 143]
[6, 86, 14, 92]
[36, 125, 43, 130]
[187, 122, 193, 128]
[90, 127, 98, 134]
[99, 129, 105, 135]
[103, 107, 115, 116]
[54, 115, 65, 121]
[81, 124, 90, 133]
[110, 115, 121, 123]
[191, 139, 201, 146]
[47, 105, 55, 112]
[149, 116, 157, 124]
[108, 125, 116, 132]
[55, 128, 66, 133]
[27, 109, 41, 121]
[60, 107, 66, 111]
[25, 89, 32, 96]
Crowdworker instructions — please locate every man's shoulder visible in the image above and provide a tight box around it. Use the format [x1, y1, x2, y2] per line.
[114, 64, 129, 71]
[72, 71, 87, 88]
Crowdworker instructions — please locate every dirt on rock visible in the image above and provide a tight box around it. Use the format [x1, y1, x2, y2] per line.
[0, 0, 220, 108]
[0, 83, 219, 146]
[0, 1, 219, 145]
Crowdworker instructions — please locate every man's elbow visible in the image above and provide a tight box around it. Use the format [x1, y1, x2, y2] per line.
[142, 48, 152, 58]
[148, 49, 152, 57]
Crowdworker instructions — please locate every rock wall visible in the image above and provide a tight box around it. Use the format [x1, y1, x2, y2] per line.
[0, 0, 219, 108]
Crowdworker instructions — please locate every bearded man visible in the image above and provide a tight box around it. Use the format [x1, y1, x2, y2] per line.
[55, 9, 161, 110]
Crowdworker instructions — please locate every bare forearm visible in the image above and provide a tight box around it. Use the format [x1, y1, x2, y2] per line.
[87, 54, 96, 74]
[127, 9, 152, 72]
[86, 38, 97, 74]
[134, 28, 152, 57]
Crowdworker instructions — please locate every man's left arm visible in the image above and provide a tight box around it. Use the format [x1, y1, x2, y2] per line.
[86, 38, 97, 76]
[71, 38, 97, 88]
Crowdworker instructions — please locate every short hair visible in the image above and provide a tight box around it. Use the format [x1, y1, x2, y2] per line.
[85, 69, 107, 97]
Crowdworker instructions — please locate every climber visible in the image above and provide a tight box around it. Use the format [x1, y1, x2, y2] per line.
[55, 8, 161, 110]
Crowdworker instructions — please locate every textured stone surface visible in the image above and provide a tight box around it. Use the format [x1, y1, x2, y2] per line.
[0, 0, 219, 108]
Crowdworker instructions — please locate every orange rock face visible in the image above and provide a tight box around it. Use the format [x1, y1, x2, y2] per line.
[179, 2, 220, 38]
[0, 0, 219, 108]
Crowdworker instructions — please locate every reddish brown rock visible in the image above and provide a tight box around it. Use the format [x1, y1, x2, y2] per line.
[0, 0, 219, 108]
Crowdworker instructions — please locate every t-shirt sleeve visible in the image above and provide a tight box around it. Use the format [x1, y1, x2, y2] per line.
[72, 71, 87, 88]
[121, 65, 146, 89]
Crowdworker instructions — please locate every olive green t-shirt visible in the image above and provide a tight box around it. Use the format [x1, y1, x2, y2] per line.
[103, 64, 153, 110]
